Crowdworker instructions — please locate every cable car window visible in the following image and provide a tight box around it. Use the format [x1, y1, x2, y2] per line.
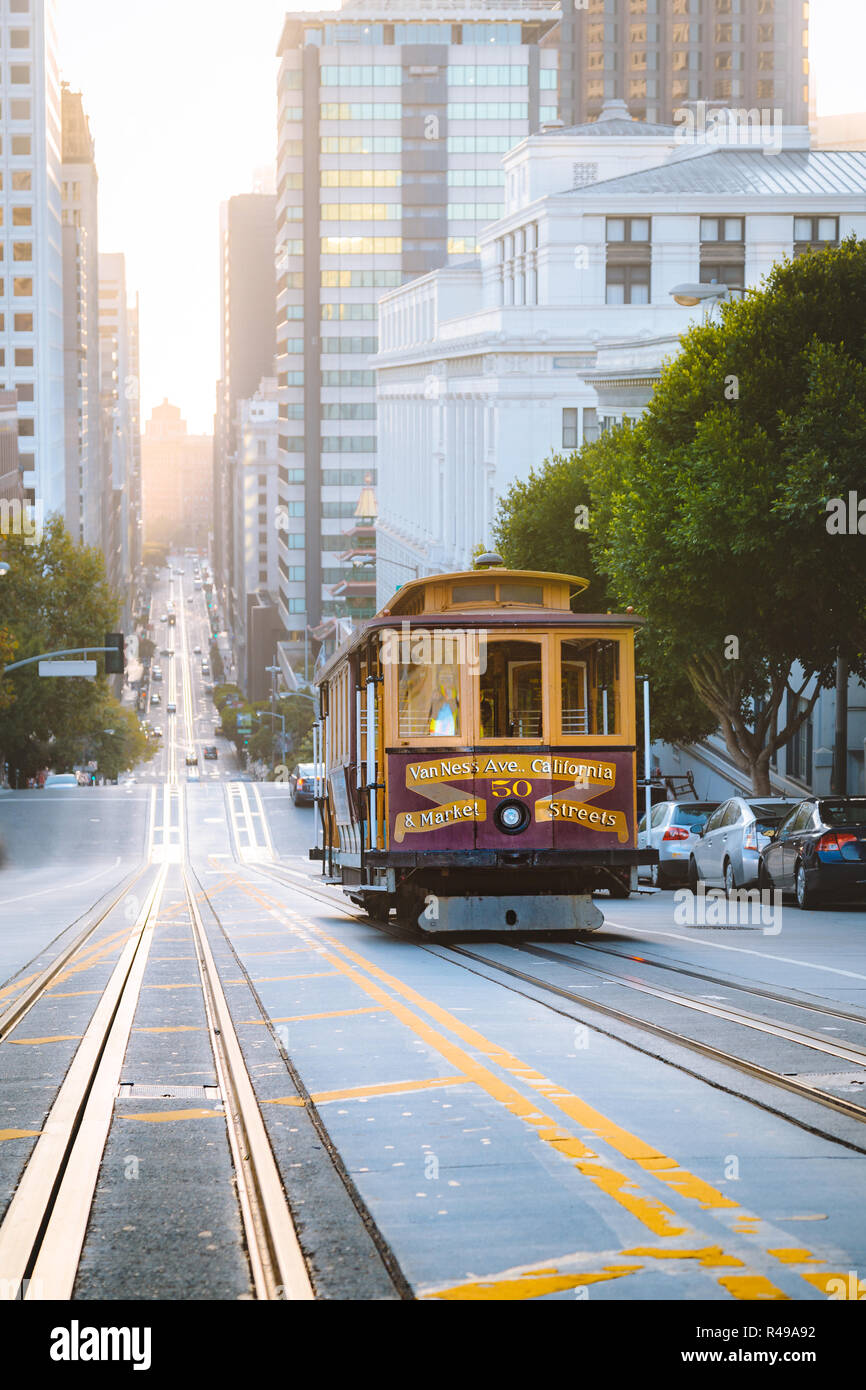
[451, 582, 496, 604]
[479, 640, 543, 739]
[398, 659, 461, 737]
[560, 638, 621, 737]
[499, 583, 543, 605]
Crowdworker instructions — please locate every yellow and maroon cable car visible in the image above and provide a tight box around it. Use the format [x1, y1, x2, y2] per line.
[312, 556, 653, 932]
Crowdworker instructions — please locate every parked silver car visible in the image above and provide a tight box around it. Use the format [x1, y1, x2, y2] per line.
[689, 796, 802, 895]
[638, 800, 719, 886]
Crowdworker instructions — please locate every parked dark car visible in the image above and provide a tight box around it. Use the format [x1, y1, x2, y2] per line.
[290, 764, 316, 806]
[759, 797, 866, 909]
[203, 745, 219, 761]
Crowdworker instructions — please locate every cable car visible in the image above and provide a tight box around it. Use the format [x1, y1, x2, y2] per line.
[312, 556, 654, 932]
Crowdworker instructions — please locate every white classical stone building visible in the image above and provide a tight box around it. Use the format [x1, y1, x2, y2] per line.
[374, 101, 866, 601]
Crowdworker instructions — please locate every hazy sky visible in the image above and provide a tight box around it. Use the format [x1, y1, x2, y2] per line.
[56, 0, 861, 435]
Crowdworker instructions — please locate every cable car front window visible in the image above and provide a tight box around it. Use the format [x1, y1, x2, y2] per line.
[479, 640, 543, 740]
[560, 638, 621, 738]
[398, 661, 461, 738]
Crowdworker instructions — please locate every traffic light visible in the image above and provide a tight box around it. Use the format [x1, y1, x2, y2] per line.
[104, 633, 125, 675]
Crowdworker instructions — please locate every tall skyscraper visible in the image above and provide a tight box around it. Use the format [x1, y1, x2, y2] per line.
[127, 294, 142, 575]
[275, 0, 560, 646]
[142, 399, 212, 552]
[61, 83, 100, 548]
[274, 0, 810, 654]
[556, 0, 808, 129]
[98, 252, 136, 616]
[0, 0, 64, 519]
[213, 193, 277, 648]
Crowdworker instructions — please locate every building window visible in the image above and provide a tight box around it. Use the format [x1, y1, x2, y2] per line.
[12, 242, 31, 261]
[10, 28, 29, 45]
[15, 382, 33, 401]
[12, 206, 32, 225]
[14, 348, 33, 366]
[10, 66, 31, 84]
[606, 264, 650, 304]
[10, 99, 30, 118]
[11, 136, 30, 156]
[606, 217, 650, 242]
[14, 313, 33, 331]
[17, 418, 34, 436]
[700, 216, 744, 242]
[794, 216, 838, 253]
[13, 278, 32, 297]
[562, 408, 579, 449]
[786, 694, 813, 783]
[700, 262, 743, 287]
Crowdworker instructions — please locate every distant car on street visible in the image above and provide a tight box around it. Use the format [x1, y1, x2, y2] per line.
[638, 800, 719, 886]
[152, 667, 163, 683]
[160, 613, 168, 622]
[160, 648, 172, 657]
[759, 797, 866, 910]
[689, 796, 802, 895]
[43, 773, 79, 790]
[289, 764, 316, 806]
[185, 751, 198, 766]
[150, 692, 161, 706]
[167, 702, 177, 714]
[193, 645, 202, 654]
[203, 745, 218, 760]
[152, 726, 163, 739]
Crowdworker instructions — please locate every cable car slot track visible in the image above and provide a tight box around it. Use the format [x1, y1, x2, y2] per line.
[0, 861, 314, 1302]
[181, 858, 417, 1302]
[0, 863, 151, 1045]
[250, 862, 866, 1151]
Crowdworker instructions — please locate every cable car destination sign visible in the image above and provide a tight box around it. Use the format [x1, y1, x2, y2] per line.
[392, 752, 630, 843]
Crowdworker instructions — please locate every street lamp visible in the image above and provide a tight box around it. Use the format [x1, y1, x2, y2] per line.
[354, 555, 419, 578]
[668, 282, 746, 318]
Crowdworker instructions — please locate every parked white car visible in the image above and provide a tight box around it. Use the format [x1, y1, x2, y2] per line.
[638, 801, 719, 886]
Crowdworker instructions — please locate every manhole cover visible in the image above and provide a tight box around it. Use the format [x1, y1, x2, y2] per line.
[785, 1072, 866, 1092]
[117, 1083, 221, 1100]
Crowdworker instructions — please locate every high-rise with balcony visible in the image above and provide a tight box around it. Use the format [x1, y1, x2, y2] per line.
[0, 0, 64, 520]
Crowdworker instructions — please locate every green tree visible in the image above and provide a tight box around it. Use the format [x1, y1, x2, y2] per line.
[587, 238, 866, 793]
[494, 442, 717, 748]
[0, 520, 123, 780]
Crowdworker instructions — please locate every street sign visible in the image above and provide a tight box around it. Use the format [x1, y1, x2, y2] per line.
[237, 713, 252, 732]
[39, 660, 97, 678]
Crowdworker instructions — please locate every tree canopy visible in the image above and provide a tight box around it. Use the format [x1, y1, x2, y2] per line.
[0, 519, 147, 781]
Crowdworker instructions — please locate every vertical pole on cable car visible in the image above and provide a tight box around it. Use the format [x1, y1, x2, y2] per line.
[366, 676, 377, 850]
[356, 687, 365, 861]
[602, 687, 609, 737]
[643, 677, 651, 835]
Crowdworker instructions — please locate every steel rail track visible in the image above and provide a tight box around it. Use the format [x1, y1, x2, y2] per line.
[181, 866, 314, 1301]
[0, 862, 151, 1045]
[0, 863, 168, 1300]
[250, 863, 866, 1144]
